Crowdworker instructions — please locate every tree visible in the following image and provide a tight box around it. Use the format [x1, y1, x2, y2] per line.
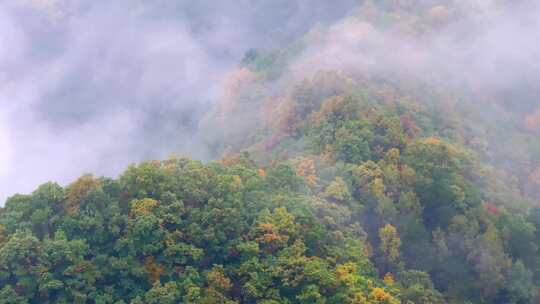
[323, 176, 352, 203]
[397, 270, 445, 304]
[0, 230, 41, 299]
[404, 138, 479, 229]
[0, 285, 27, 304]
[500, 260, 536, 304]
[143, 282, 180, 304]
[378, 224, 402, 273]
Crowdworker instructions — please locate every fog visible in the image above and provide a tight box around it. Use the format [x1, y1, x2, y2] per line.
[1, 0, 539, 203]
[289, 0, 540, 105]
[0, 0, 359, 203]
[281, 0, 540, 196]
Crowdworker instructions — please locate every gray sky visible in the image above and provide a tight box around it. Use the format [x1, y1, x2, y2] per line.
[0, 0, 360, 203]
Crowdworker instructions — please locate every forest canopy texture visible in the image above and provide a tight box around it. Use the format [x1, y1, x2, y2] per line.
[2, 1, 540, 303]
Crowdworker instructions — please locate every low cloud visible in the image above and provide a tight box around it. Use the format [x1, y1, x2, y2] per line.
[0, 0, 358, 202]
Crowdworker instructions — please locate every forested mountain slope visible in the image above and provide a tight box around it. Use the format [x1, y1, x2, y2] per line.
[2, 0, 540, 303]
[3, 75, 539, 302]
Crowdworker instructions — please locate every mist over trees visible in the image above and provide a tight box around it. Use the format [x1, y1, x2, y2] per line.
[1, 0, 540, 303]
[0, 0, 360, 202]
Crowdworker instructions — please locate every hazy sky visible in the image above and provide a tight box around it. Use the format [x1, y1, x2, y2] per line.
[2, 0, 540, 203]
[0, 0, 360, 203]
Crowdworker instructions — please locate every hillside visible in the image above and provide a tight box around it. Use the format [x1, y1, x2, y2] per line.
[2, 0, 540, 303]
[3, 74, 539, 302]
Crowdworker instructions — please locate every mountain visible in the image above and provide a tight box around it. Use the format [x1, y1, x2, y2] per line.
[1, 0, 540, 303]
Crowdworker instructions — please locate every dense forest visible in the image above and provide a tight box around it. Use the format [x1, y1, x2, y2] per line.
[2, 0, 540, 303]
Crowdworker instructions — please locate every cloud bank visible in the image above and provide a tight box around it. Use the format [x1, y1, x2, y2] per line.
[0, 0, 359, 203]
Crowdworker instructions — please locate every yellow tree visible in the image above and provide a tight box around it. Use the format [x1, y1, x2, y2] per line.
[323, 176, 351, 203]
[378, 224, 402, 273]
[130, 198, 159, 217]
[294, 157, 318, 187]
[254, 207, 299, 253]
[64, 175, 101, 215]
